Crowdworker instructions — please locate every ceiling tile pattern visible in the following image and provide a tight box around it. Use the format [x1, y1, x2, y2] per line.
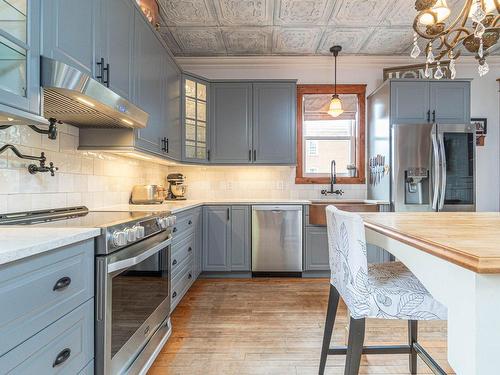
[158, 0, 499, 56]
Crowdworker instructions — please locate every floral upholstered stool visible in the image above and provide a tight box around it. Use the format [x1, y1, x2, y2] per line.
[319, 206, 447, 375]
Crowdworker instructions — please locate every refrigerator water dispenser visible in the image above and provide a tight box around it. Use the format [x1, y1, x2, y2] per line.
[405, 168, 429, 205]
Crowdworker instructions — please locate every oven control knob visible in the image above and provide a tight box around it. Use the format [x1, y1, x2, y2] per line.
[112, 231, 127, 247]
[125, 228, 136, 242]
[134, 225, 145, 239]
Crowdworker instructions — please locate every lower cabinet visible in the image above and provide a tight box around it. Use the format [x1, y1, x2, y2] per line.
[304, 226, 329, 271]
[202, 205, 251, 272]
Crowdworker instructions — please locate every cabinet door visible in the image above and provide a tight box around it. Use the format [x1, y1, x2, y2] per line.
[304, 227, 330, 271]
[430, 81, 470, 124]
[41, 0, 96, 76]
[203, 206, 230, 271]
[230, 206, 251, 271]
[193, 208, 203, 277]
[183, 75, 209, 163]
[390, 81, 430, 124]
[252, 82, 296, 164]
[165, 53, 182, 160]
[0, 0, 40, 114]
[99, 0, 134, 99]
[210, 83, 253, 163]
[133, 12, 165, 155]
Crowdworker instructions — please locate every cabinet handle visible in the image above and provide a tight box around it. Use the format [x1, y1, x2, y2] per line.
[253, 150, 256, 161]
[172, 259, 177, 266]
[173, 227, 177, 233]
[52, 348, 71, 367]
[172, 291, 177, 299]
[188, 247, 192, 252]
[432, 110, 436, 123]
[188, 220, 192, 225]
[53, 276, 71, 291]
[104, 63, 110, 87]
[249, 150, 252, 161]
[427, 110, 430, 123]
[96, 58, 105, 83]
[207, 149, 211, 161]
[188, 273, 192, 279]
[166, 138, 169, 153]
[161, 137, 167, 152]
[227, 208, 230, 221]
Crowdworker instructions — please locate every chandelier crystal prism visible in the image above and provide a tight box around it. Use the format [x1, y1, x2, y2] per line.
[411, 0, 499, 77]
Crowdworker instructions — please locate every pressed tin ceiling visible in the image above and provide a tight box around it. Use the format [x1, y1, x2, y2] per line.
[156, 0, 487, 56]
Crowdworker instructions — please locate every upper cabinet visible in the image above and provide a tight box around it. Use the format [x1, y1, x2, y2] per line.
[183, 74, 209, 163]
[206, 81, 297, 165]
[0, 0, 40, 114]
[390, 80, 470, 125]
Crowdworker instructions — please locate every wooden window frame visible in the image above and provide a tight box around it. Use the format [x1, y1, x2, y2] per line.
[296, 84, 366, 185]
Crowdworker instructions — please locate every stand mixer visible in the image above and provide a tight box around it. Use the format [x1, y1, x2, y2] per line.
[166, 173, 187, 200]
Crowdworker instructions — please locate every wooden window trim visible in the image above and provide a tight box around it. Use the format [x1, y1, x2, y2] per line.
[296, 84, 366, 185]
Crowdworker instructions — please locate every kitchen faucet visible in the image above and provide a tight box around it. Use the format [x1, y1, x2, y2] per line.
[321, 160, 344, 197]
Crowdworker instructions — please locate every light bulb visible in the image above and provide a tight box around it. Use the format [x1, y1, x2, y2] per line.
[328, 95, 344, 118]
[419, 0, 451, 25]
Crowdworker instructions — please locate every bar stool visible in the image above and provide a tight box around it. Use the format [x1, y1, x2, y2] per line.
[319, 206, 448, 375]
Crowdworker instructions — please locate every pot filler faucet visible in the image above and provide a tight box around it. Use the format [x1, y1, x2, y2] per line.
[321, 160, 344, 197]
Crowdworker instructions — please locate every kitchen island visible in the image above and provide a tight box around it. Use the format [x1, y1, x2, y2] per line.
[362, 212, 500, 375]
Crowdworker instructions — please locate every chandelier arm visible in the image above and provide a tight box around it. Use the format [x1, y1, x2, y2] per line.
[442, 27, 473, 49]
[492, 15, 500, 26]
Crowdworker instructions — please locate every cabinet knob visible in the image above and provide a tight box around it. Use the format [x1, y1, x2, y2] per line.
[172, 291, 177, 299]
[52, 348, 71, 367]
[188, 273, 192, 279]
[172, 259, 177, 266]
[173, 227, 177, 233]
[53, 276, 71, 291]
[188, 247, 192, 252]
[188, 220, 192, 225]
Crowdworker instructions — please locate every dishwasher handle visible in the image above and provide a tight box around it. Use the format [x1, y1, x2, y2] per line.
[252, 205, 303, 212]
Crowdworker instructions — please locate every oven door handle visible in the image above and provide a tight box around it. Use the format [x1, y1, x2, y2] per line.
[107, 237, 171, 274]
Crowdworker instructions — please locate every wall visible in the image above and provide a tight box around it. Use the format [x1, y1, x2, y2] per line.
[0, 124, 168, 214]
[177, 55, 500, 211]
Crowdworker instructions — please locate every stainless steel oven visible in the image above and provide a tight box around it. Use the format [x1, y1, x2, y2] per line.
[95, 230, 172, 375]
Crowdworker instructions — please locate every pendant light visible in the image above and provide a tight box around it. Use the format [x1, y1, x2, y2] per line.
[328, 45, 344, 118]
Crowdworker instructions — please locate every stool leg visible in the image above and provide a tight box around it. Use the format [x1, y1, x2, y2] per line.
[408, 320, 418, 375]
[344, 317, 365, 375]
[319, 284, 340, 375]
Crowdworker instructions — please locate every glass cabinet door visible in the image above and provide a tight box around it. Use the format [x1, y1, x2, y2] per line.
[0, 0, 28, 98]
[184, 77, 208, 161]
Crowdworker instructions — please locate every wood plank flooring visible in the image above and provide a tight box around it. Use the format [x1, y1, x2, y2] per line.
[148, 278, 454, 375]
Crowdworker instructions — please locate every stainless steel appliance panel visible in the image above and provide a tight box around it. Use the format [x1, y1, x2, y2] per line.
[251, 205, 303, 272]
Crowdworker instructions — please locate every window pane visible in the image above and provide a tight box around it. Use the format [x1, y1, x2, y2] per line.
[0, 0, 27, 43]
[304, 120, 354, 137]
[0, 34, 26, 97]
[185, 97, 196, 119]
[197, 124, 206, 143]
[304, 139, 352, 174]
[185, 79, 196, 98]
[197, 101, 206, 122]
[185, 124, 195, 141]
[196, 144, 206, 159]
[197, 82, 206, 101]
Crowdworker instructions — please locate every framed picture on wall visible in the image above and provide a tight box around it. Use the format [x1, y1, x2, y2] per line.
[472, 118, 487, 146]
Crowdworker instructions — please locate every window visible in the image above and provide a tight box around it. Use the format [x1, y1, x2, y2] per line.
[296, 85, 366, 184]
[184, 78, 207, 160]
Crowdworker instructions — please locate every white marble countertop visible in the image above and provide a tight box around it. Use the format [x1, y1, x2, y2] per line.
[0, 228, 100, 266]
[96, 198, 389, 214]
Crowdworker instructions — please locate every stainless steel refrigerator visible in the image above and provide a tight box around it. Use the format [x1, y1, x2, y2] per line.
[367, 86, 475, 212]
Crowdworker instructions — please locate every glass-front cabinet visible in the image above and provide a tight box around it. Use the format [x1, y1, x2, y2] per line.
[183, 74, 209, 162]
[0, 0, 39, 114]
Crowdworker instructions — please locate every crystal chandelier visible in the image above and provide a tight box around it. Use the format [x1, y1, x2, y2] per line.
[411, 0, 499, 78]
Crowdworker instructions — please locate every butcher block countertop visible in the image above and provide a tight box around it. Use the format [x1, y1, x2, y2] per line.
[362, 212, 500, 274]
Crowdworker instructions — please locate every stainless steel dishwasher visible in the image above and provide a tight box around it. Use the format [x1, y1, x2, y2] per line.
[251, 205, 303, 273]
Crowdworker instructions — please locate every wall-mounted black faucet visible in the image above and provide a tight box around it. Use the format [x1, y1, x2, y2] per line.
[321, 160, 344, 197]
[0, 118, 60, 140]
[0, 144, 58, 176]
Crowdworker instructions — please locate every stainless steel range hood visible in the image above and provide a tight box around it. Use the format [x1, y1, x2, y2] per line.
[40, 57, 148, 129]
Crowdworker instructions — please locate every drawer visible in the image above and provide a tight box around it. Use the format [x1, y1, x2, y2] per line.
[0, 298, 94, 374]
[171, 233, 194, 279]
[0, 240, 94, 356]
[171, 259, 194, 311]
[172, 211, 195, 244]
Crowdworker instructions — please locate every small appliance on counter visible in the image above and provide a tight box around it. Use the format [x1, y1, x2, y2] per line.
[130, 185, 166, 204]
[166, 173, 187, 200]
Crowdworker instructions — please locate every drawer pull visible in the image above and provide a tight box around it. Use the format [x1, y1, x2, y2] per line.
[173, 227, 177, 233]
[53, 276, 71, 291]
[188, 220, 192, 225]
[172, 259, 177, 266]
[188, 273, 192, 279]
[53, 348, 71, 367]
[188, 247, 192, 252]
[172, 291, 177, 299]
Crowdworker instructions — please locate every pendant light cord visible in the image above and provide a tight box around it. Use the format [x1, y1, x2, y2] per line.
[334, 53, 337, 96]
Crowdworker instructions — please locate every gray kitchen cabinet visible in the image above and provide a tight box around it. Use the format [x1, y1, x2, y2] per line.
[97, 0, 134, 99]
[230, 206, 251, 271]
[193, 207, 203, 278]
[430, 81, 470, 124]
[132, 10, 166, 156]
[165, 53, 182, 160]
[304, 226, 329, 271]
[183, 74, 209, 163]
[203, 206, 231, 271]
[390, 81, 430, 124]
[0, 0, 40, 114]
[41, 0, 97, 77]
[210, 83, 253, 163]
[252, 82, 296, 164]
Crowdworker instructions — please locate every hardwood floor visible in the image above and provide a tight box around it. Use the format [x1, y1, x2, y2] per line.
[148, 278, 454, 375]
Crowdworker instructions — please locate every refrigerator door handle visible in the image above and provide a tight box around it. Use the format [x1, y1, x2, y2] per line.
[431, 134, 440, 210]
[438, 133, 447, 210]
